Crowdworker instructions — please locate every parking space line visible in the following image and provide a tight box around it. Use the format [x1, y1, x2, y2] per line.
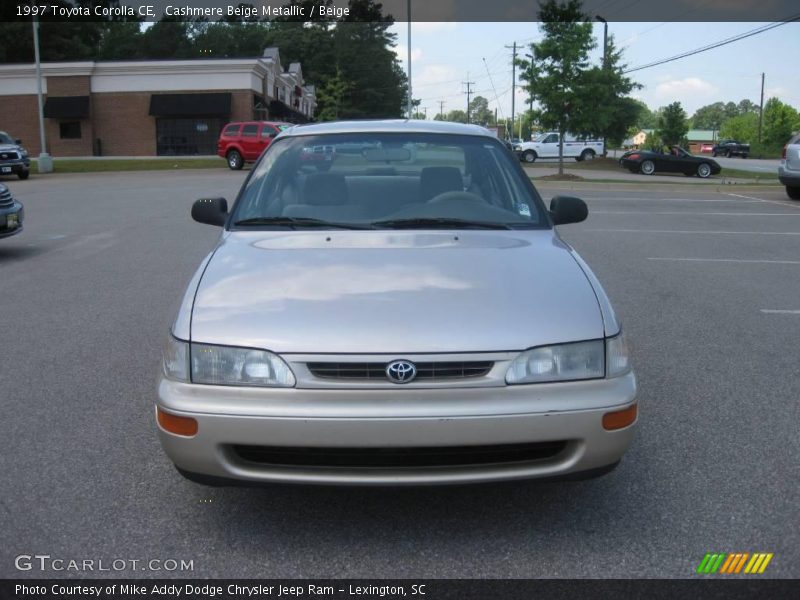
[592, 211, 800, 216]
[586, 228, 800, 235]
[648, 258, 800, 265]
[760, 309, 800, 314]
[727, 193, 800, 210]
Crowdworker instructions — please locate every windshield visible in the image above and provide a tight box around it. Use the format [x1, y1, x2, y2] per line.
[0, 132, 13, 145]
[230, 132, 548, 230]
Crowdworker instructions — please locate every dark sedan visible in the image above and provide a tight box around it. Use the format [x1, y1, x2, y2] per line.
[620, 146, 721, 178]
[0, 183, 24, 239]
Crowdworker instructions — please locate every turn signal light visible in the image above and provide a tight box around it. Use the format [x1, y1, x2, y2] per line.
[157, 407, 198, 437]
[602, 404, 638, 431]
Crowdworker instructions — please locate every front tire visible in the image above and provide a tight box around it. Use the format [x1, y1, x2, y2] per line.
[18, 170, 30, 180]
[697, 163, 712, 178]
[787, 186, 800, 200]
[226, 149, 243, 170]
[640, 160, 655, 175]
[578, 149, 595, 162]
[522, 150, 536, 163]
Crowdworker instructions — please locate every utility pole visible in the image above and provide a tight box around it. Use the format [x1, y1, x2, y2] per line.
[422, 106, 427, 119]
[758, 72, 765, 143]
[596, 16, 608, 69]
[438, 100, 446, 119]
[32, 16, 53, 173]
[505, 42, 517, 140]
[463, 73, 475, 123]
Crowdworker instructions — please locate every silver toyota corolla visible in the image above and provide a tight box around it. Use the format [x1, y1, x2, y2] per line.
[156, 120, 637, 486]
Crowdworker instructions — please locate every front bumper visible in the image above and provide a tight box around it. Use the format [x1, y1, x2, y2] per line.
[778, 166, 800, 187]
[0, 201, 24, 238]
[156, 372, 637, 485]
[0, 158, 30, 176]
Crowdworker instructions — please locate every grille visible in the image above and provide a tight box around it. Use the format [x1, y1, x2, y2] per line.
[0, 187, 13, 208]
[306, 361, 494, 381]
[0, 152, 19, 160]
[231, 441, 567, 469]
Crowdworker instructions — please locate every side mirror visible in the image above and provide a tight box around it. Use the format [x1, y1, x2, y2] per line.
[192, 197, 228, 227]
[268, 131, 278, 138]
[15, 139, 22, 145]
[550, 195, 588, 226]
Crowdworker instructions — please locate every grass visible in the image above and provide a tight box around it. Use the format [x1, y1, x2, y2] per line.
[31, 157, 228, 174]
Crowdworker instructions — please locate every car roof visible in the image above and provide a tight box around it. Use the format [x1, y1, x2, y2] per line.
[279, 119, 497, 138]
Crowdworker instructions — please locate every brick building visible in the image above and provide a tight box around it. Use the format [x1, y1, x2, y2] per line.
[0, 48, 316, 157]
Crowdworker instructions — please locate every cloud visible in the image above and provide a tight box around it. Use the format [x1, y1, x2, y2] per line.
[411, 22, 458, 35]
[765, 86, 788, 99]
[415, 64, 459, 88]
[655, 77, 718, 100]
[393, 45, 423, 64]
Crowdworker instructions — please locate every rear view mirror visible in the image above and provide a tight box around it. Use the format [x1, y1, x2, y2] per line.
[550, 195, 588, 225]
[192, 197, 228, 227]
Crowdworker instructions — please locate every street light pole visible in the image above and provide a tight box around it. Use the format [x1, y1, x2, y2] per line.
[406, 0, 412, 118]
[33, 16, 53, 173]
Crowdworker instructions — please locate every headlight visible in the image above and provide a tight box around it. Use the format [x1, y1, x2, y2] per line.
[605, 332, 630, 377]
[506, 340, 604, 384]
[163, 335, 189, 381]
[190, 342, 295, 387]
[20, 147, 28, 157]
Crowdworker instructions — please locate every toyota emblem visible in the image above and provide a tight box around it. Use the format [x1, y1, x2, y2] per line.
[385, 360, 417, 384]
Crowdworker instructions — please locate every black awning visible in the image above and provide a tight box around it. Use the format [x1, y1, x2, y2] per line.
[149, 93, 231, 117]
[43, 96, 89, 119]
[268, 100, 309, 124]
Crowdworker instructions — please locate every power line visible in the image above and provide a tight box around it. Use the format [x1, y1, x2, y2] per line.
[623, 18, 800, 74]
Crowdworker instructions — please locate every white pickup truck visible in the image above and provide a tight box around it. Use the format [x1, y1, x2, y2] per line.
[515, 132, 604, 163]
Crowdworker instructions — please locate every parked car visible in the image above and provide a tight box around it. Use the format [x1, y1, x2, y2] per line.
[0, 183, 24, 239]
[516, 132, 603, 163]
[217, 121, 292, 170]
[619, 146, 721, 178]
[712, 139, 750, 158]
[156, 120, 637, 486]
[779, 133, 800, 200]
[0, 131, 31, 180]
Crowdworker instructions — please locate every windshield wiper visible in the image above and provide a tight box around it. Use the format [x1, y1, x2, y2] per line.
[371, 217, 512, 230]
[232, 217, 373, 230]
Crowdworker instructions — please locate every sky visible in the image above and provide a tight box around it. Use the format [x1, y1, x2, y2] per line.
[389, 21, 800, 124]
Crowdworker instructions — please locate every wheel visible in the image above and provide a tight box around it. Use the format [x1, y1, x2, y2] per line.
[742, 154, 748, 159]
[697, 163, 712, 178]
[522, 150, 536, 163]
[579, 149, 595, 162]
[18, 170, 30, 180]
[640, 160, 655, 175]
[226, 149, 243, 170]
[726, 150, 732, 158]
[787, 186, 800, 200]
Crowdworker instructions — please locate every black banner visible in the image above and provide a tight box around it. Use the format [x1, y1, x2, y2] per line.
[2, 580, 800, 600]
[3, 0, 800, 22]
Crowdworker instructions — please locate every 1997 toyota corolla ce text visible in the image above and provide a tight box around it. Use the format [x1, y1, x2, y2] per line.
[156, 121, 637, 486]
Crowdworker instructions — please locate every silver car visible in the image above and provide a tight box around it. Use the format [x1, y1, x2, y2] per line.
[157, 120, 637, 486]
[779, 132, 800, 200]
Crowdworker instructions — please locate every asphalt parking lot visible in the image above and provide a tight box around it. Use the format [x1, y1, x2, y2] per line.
[1, 171, 798, 578]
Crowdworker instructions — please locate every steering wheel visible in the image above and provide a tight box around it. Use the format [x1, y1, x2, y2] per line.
[426, 190, 487, 204]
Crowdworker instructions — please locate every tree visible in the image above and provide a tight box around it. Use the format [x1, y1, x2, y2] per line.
[316, 68, 352, 121]
[737, 99, 758, 114]
[720, 112, 758, 142]
[762, 97, 799, 147]
[631, 99, 658, 129]
[691, 102, 727, 130]
[523, 0, 595, 175]
[657, 102, 689, 147]
[443, 110, 468, 123]
[469, 96, 493, 126]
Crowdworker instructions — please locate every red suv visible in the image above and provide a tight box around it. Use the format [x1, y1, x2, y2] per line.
[217, 121, 292, 170]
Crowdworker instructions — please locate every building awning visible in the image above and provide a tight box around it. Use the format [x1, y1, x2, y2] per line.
[268, 100, 309, 124]
[43, 96, 89, 119]
[149, 93, 231, 117]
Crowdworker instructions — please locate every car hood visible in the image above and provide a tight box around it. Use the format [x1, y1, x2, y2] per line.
[0, 144, 21, 152]
[190, 230, 604, 353]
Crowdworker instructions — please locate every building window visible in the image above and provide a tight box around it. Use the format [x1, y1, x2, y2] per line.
[59, 121, 81, 139]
